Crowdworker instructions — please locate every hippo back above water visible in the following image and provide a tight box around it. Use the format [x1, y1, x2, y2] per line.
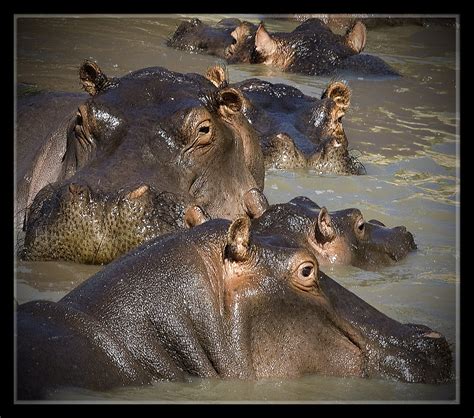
[16, 218, 452, 400]
[16, 61, 266, 264]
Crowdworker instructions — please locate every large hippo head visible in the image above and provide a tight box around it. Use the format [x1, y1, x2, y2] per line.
[16, 217, 451, 399]
[18, 61, 266, 263]
[252, 196, 417, 269]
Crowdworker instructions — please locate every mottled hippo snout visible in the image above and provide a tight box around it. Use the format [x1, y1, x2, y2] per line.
[21, 182, 187, 264]
[364, 321, 453, 383]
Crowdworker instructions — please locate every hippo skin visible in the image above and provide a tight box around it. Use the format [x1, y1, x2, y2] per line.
[253, 196, 416, 270]
[16, 61, 267, 264]
[16, 218, 452, 400]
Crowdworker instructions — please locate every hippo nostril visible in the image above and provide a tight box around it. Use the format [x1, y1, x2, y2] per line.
[126, 185, 149, 200]
[422, 331, 442, 339]
[68, 183, 87, 196]
[395, 226, 407, 233]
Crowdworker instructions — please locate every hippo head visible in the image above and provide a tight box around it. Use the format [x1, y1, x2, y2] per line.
[235, 78, 365, 175]
[166, 18, 237, 59]
[252, 196, 416, 269]
[20, 61, 266, 263]
[209, 218, 451, 382]
[252, 19, 367, 72]
[303, 81, 366, 175]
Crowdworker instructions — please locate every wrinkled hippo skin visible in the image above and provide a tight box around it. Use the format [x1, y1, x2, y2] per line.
[206, 66, 365, 175]
[168, 18, 398, 77]
[16, 62, 266, 264]
[253, 196, 416, 270]
[16, 218, 452, 399]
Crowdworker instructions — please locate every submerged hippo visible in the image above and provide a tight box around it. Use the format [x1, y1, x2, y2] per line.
[253, 196, 416, 270]
[206, 65, 365, 174]
[16, 217, 452, 400]
[168, 18, 398, 77]
[16, 61, 266, 264]
[293, 15, 457, 30]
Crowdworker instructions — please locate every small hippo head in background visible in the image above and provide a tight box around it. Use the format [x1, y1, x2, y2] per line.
[18, 61, 267, 264]
[252, 196, 417, 270]
[167, 17, 243, 58]
[250, 19, 398, 77]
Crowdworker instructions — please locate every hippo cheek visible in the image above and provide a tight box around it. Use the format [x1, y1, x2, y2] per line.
[251, 302, 367, 379]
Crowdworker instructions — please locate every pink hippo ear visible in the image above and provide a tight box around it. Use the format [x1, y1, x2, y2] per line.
[216, 87, 244, 118]
[315, 207, 336, 242]
[184, 205, 210, 228]
[205, 65, 229, 89]
[254, 23, 277, 58]
[79, 60, 111, 96]
[225, 217, 251, 262]
[344, 21, 367, 53]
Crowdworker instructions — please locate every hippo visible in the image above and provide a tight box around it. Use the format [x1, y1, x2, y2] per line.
[292, 15, 457, 30]
[16, 61, 267, 264]
[206, 65, 365, 174]
[167, 18, 398, 77]
[16, 217, 452, 400]
[253, 196, 416, 270]
[247, 19, 399, 77]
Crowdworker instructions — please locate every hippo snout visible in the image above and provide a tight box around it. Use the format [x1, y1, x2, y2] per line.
[21, 181, 185, 264]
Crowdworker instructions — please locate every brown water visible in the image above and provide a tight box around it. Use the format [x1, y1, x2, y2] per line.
[14, 15, 459, 403]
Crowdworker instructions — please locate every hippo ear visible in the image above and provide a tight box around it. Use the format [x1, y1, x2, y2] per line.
[231, 21, 253, 43]
[321, 81, 351, 114]
[205, 65, 229, 89]
[225, 217, 251, 262]
[344, 21, 367, 53]
[79, 60, 110, 96]
[217, 87, 244, 117]
[254, 23, 277, 57]
[184, 205, 210, 228]
[315, 207, 336, 242]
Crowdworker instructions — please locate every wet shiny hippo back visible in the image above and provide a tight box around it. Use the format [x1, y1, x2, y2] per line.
[17, 62, 266, 264]
[16, 218, 452, 399]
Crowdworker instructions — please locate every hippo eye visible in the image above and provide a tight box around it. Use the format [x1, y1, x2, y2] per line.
[191, 120, 214, 149]
[293, 261, 318, 292]
[198, 125, 210, 135]
[355, 218, 365, 237]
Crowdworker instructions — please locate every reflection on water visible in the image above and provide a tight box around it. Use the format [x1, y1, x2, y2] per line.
[14, 15, 459, 403]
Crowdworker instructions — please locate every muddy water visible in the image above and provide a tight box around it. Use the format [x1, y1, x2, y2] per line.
[14, 15, 459, 403]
